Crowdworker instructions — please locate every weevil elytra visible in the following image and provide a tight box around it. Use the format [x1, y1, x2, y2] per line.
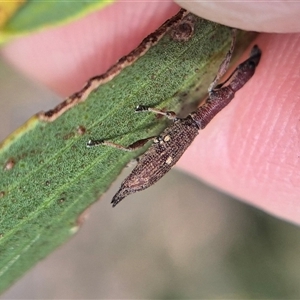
[87, 44, 261, 207]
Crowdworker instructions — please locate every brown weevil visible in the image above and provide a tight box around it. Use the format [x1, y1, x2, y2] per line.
[87, 43, 261, 207]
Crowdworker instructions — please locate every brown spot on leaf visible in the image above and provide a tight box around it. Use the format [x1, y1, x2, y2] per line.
[77, 125, 86, 135]
[76, 207, 91, 226]
[0, 191, 5, 198]
[170, 14, 196, 42]
[4, 158, 15, 170]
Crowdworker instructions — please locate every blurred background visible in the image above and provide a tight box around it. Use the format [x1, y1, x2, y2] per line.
[1, 55, 300, 299]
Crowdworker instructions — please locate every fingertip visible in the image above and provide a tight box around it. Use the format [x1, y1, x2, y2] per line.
[175, 1, 300, 33]
[178, 33, 300, 224]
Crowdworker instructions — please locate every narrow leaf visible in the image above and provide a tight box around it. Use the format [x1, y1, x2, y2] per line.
[0, 0, 113, 43]
[0, 1, 26, 28]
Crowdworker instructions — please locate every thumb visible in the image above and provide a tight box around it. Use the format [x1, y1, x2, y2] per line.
[177, 33, 300, 225]
[176, 1, 300, 32]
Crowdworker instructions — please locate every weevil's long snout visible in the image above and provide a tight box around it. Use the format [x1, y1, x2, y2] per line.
[250, 45, 262, 66]
[228, 45, 261, 93]
[240, 45, 261, 72]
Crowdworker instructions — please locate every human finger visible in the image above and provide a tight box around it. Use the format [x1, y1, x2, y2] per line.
[177, 33, 300, 225]
[175, 1, 300, 33]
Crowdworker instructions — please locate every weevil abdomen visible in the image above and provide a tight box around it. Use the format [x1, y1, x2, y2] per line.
[111, 116, 199, 206]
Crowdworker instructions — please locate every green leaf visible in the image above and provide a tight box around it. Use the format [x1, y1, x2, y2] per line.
[0, 10, 257, 293]
[0, 0, 113, 43]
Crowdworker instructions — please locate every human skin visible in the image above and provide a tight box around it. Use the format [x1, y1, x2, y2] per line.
[1, 1, 300, 224]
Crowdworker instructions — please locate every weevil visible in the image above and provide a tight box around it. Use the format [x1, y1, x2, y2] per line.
[87, 44, 261, 207]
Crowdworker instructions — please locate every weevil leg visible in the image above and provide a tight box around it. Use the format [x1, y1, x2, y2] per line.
[87, 136, 156, 151]
[135, 105, 177, 120]
[208, 28, 237, 92]
[212, 45, 262, 91]
[190, 45, 261, 129]
[87, 105, 177, 151]
[212, 45, 261, 96]
[211, 66, 237, 90]
[125, 136, 156, 150]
